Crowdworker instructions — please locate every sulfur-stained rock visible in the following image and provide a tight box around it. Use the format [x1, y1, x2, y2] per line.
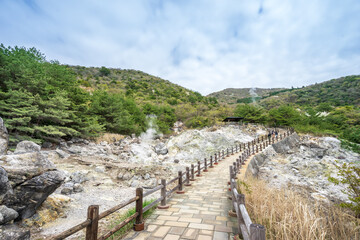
[23, 194, 71, 227]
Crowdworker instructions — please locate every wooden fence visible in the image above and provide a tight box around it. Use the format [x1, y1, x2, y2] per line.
[228, 130, 294, 240]
[51, 130, 294, 240]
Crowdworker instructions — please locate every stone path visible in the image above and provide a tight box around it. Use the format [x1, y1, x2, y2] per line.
[124, 152, 244, 240]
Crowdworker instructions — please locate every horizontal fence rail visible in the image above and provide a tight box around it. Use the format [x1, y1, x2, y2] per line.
[51, 128, 294, 240]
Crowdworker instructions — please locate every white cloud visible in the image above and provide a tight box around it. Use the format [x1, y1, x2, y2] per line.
[0, 0, 359, 95]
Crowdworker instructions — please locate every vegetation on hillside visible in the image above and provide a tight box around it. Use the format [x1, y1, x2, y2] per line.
[233, 102, 360, 150]
[1, 44, 359, 154]
[207, 87, 284, 104]
[0, 45, 231, 145]
[260, 75, 360, 107]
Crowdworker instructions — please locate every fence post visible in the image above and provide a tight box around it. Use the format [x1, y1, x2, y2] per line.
[250, 223, 266, 240]
[233, 162, 238, 179]
[222, 150, 225, 159]
[214, 153, 218, 165]
[252, 144, 255, 154]
[177, 171, 185, 194]
[204, 158, 208, 172]
[256, 145, 258, 153]
[185, 167, 191, 186]
[134, 188, 144, 231]
[210, 155, 214, 168]
[190, 164, 195, 181]
[85, 205, 99, 240]
[196, 161, 202, 177]
[232, 147, 234, 155]
[240, 144, 242, 151]
[158, 179, 169, 209]
[229, 166, 233, 191]
[227, 148, 229, 157]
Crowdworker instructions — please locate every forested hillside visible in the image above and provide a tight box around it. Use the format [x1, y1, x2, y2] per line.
[0, 45, 230, 145]
[260, 75, 360, 108]
[207, 87, 284, 104]
[228, 76, 360, 152]
[1, 44, 359, 151]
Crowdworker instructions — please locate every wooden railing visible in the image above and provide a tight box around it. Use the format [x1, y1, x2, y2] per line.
[51, 129, 294, 240]
[228, 129, 295, 240]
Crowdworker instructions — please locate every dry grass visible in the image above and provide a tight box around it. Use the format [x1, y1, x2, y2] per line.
[95, 133, 125, 144]
[239, 178, 360, 240]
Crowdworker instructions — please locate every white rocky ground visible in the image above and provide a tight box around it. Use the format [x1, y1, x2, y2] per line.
[34, 124, 263, 238]
[3, 123, 358, 239]
[247, 134, 360, 204]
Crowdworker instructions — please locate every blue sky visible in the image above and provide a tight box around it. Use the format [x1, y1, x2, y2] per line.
[1, 0, 359, 95]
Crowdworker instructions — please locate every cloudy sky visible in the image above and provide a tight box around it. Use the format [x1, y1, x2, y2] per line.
[1, 0, 359, 95]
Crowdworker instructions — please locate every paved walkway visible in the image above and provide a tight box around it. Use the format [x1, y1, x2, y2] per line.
[125, 152, 244, 240]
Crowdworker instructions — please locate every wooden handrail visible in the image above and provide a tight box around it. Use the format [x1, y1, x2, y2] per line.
[167, 176, 180, 185]
[143, 196, 164, 212]
[99, 196, 139, 220]
[98, 212, 139, 240]
[143, 185, 164, 198]
[50, 219, 92, 240]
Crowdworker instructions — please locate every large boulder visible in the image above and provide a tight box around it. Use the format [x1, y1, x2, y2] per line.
[0, 152, 56, 186]
[0, 167, 13, 203]
[0, 117, 8, 155]
[14, 141, 41, 154]
[0, 205, 19, 224]
[154, 142, 168, 155]
[0, 152, 64, 220]
[0, 224, 30, 240]
[3, 170, 64, 219]
[272, 133, 300, 154]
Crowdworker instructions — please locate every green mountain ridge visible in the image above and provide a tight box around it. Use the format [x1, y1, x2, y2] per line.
[259, 75, 360, 107]
[207, 87, 285, 104]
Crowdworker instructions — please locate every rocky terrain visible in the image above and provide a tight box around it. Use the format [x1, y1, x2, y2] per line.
[1, 113, 359, 239]
[0, 116, 264, 239]
[246, 133, 360, 204]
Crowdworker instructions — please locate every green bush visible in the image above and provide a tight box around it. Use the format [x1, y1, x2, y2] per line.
[328, 161, 360, 218]
[99, 66, 111, 76]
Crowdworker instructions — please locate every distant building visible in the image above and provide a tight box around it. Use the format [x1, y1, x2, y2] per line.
[223, 117, 244, 124]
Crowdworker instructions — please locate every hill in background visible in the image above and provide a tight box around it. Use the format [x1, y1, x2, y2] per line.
[259, 75, 360, 108]
[207, 87, 285, 104]
[71, 66, 219, 106]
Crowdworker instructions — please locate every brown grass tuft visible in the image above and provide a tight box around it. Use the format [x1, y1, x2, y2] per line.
[239, 178, 360, 240]
[95, 133, 125, 144]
